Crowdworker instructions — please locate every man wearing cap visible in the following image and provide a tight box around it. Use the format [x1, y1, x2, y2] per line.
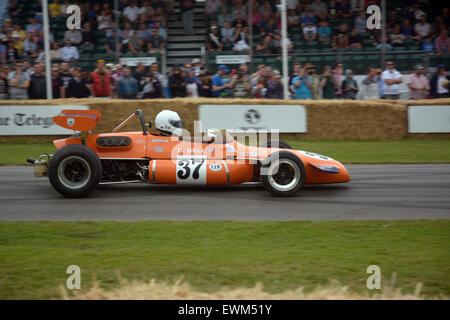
[342, 69, 359, 100]
[430, 65, 450, 99]
[381, 61, 403, 100]
[406, 65, 429, 100]
[212, 65, 232, 98]
[192, 58, 202, 77]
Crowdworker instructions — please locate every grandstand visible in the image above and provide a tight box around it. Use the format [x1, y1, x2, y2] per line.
[0, 0, 449, 99]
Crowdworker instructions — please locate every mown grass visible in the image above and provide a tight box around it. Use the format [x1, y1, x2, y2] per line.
[0, 142, 57, 165]
[0, 220, 448, 299]
[0, 139, 449, 165]
[286, 139, 450, 163]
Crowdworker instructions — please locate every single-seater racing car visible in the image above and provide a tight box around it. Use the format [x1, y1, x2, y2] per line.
[28, 109, 350, 197]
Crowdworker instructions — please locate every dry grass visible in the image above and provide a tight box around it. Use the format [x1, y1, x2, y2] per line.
[2, 98, 450, 142]
[61, 278, 446, 300]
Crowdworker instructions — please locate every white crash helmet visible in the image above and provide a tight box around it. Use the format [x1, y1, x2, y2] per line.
[155, 110, 183, 136]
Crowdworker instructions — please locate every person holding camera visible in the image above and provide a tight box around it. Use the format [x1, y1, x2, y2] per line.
[141, 71, 163, 99]
[320, 66, 337, 99]
[292, 67, 313, 99]
[306, 65, 320, 99]
[231, 67, 251, 98]
[266, 70, 283, 99]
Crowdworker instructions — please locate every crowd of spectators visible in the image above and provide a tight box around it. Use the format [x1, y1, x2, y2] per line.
[0, 0, 449, 100]
[1, 58, 448, 100]
[1, 0, 171, 66]
[204, 0, 450, 55]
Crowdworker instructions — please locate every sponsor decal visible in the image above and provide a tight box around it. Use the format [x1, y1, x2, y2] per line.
[239, 151, 259, 157]
[154, 146, 164, 152]
[177, 147, 215, 153]
[209, 163, 223, 171]
[151, 139, 169, 142]
[299, 150, 333, 161]
[67, 118, 75, 127]
[244, 109, 261, 124]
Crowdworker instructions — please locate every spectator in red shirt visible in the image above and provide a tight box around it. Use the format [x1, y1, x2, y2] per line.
[88, 60, 112, 98]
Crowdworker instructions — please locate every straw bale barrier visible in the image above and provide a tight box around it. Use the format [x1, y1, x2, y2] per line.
[1, 98, 450, 142]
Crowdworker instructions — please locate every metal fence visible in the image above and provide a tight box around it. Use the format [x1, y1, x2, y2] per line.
[205, 50, 449, 74]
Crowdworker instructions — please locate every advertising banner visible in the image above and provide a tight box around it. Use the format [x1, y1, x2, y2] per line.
[408, 106, 450, 133]
[0, 105, 90, 135]
[199, 105, 307, 133]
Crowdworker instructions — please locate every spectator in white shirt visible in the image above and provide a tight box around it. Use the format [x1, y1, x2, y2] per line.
[61, 40, 79, 62]
[362, 68, 380, 99]
[303, 21, 317, 41]
[414, 14, 431, 40]
[97, 10, 112, 30]
[124, 1, 140, 23]
[63, 29, 82, 45]
[381, 61, 403, 100]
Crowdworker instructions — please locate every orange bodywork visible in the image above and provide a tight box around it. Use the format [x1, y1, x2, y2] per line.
[52, 111, 350, 185]
[53, 110, 101, 132]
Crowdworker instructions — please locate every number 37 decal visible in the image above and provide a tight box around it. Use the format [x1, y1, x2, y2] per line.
[176, 160, 206, 184]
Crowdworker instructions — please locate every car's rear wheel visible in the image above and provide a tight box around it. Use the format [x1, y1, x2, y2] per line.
[261, 139, 292, 149]
[261, 151, 306, 197]
[48, 144, 102, 198]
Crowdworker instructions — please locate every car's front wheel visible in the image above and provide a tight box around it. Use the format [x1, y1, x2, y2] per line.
[261, 151, 306, 197]
[48, 144, 102, 198]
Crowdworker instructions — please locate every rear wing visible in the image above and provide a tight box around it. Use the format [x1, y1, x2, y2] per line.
[53, 109, 101, 132]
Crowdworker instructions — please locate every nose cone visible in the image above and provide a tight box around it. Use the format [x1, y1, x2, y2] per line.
[337, 161, 351, 183]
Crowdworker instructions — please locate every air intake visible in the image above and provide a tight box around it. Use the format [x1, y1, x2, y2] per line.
[97, 136, 132, 147]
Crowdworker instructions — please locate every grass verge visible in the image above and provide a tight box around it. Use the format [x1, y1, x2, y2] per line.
[0, 139, 449, 165]
[286, 139, 450, 163]
[0, 220, 448, 299]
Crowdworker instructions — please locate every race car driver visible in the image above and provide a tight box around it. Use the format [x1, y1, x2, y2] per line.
[155, 110, 183, 136]
[155, 110, 217, 142]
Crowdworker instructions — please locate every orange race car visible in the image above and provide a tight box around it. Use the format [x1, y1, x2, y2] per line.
[28, 109, 350, 197]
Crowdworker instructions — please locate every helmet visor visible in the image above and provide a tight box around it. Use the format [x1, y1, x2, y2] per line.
[169, 119, 182, 128]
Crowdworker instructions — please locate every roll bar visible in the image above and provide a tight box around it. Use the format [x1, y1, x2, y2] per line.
[113, 109, 148, 135]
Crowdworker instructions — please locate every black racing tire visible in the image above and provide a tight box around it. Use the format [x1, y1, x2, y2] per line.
[261, 139, 292, 149]
[261, 151, 306, 197]
[48, 144, 102, 198]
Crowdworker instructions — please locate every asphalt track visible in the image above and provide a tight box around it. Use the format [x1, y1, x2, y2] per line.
[0, 165, 449, 221]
